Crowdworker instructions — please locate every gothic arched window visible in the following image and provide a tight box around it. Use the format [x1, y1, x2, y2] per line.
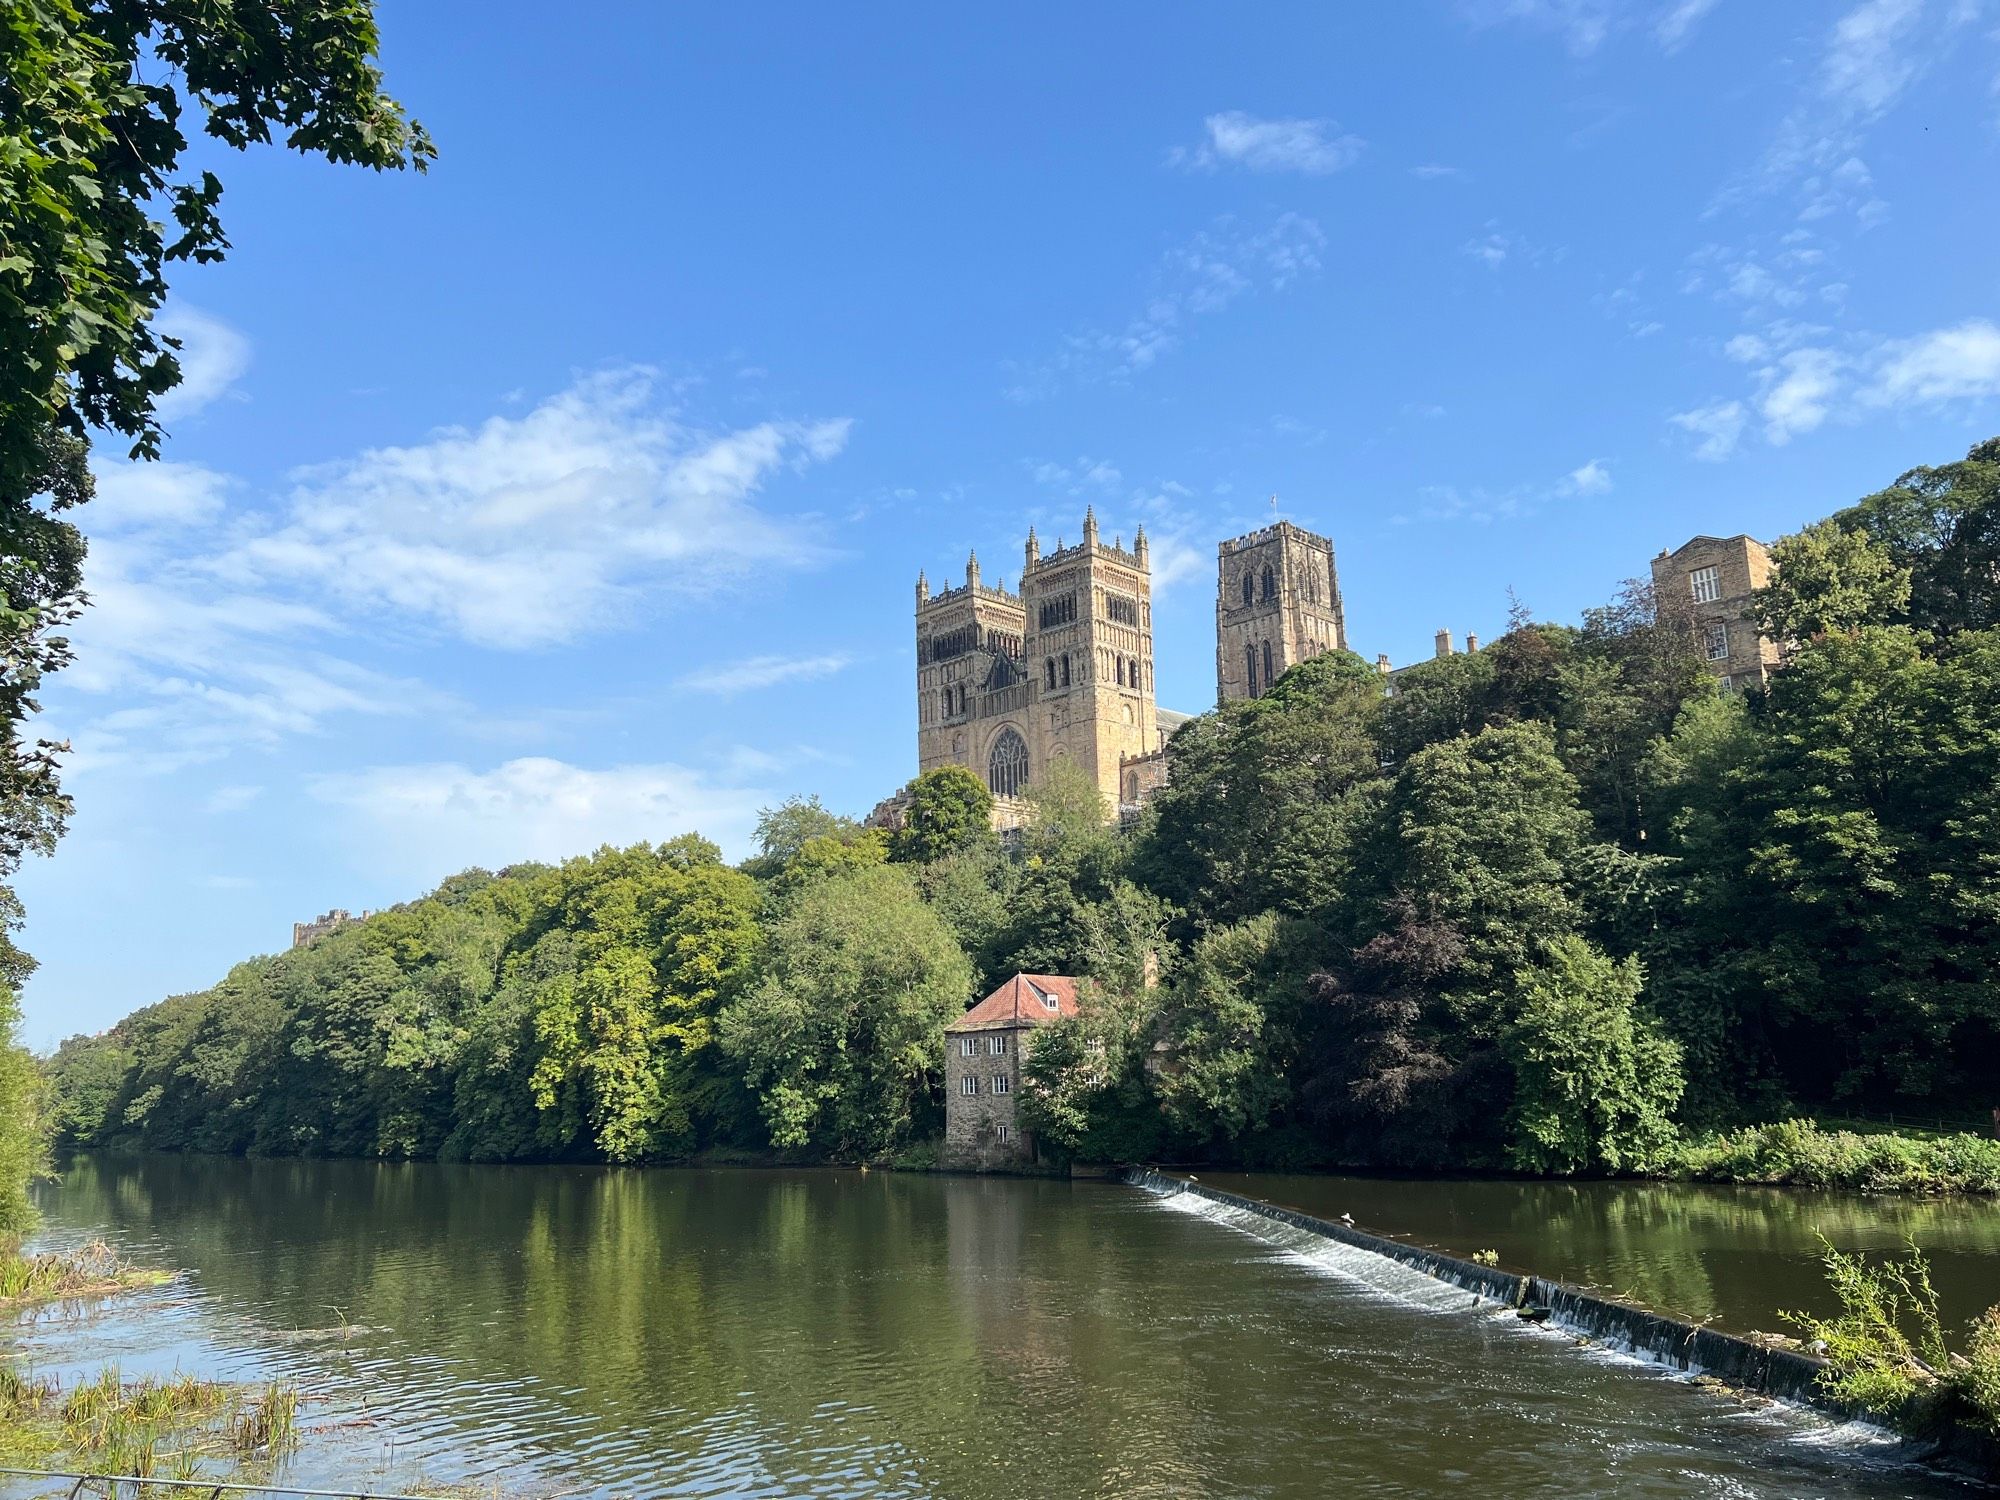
[940, 687, 952, 718]
[1261, 565, 1276, 601]
[1245, 645, 1258, 693]
[1241, 572, 1254, 607]
[1061, 654, 1071, 687]
[988, 728, 1029, 798]
[957, 685, 968, 715]
[1044, 658, 1056, 690]
[1263, 640, 1275, 686]
[1115, 654, 1125, 686]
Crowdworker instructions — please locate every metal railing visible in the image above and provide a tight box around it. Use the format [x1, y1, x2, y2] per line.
[0, 1469, 442, 1500]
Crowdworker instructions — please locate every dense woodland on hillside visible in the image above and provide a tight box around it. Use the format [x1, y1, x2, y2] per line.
[25, 438, 2000, 1182]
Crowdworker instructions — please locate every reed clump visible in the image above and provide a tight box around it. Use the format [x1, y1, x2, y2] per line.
[0, 1238, 173, 1310]
[0, 1360, 301, 1477]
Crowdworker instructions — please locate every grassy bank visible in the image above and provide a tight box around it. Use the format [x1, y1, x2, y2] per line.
[0, 1239, 173, 1311]
[0, 1363, 298, 1478]
[1667, 1120, 2000, 1195]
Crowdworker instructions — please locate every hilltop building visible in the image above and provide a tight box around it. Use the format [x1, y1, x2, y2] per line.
[914, 510, 1181, 823]
[1651, 535, 1781, 692]
[943, 973, 1080, 1169]
[292, 908, 372, 949]
[1216, 521, 1348, 703]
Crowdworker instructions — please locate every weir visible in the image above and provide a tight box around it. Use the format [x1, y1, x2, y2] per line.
[1120, 1167, 2000, 1478]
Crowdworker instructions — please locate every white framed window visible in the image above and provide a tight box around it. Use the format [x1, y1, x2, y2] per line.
[1718, 673, 1737, 695]
[989, 1034, 1007, 1055]
[1705, 622, 1730, 660]
[959, 1037, 977, 1057]
[1689, 566, 1721, 604]
[961, 1075, 979, 1096]
[994, 1073, 1012, 1094]
[996, 1124, 1011, 1144]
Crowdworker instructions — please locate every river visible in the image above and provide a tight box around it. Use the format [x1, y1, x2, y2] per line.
[11, 1155, 1995, 1498]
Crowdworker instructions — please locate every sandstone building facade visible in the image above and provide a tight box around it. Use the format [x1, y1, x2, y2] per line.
[1651, 534, 1781, 693]
[915, 510, 1177, 820]
[1215, 521, 1348, 703]
[292, 908, 371, 949]
[943, 973, 1080, 1169]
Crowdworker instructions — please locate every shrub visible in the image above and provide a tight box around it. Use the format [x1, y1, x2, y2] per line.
[1672, 1120, 2000, 1194]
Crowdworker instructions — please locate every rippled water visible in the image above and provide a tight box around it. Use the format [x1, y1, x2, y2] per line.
[9, 1155, 1990, 1497]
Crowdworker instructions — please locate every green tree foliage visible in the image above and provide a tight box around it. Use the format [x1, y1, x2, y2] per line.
[37, 434, 2000, 1178]
[891, 767, 993, 864]
[1754, 520, 1912, 645]
[1835, 435, 2000, 637]
[720, 865, 972, 1156]
[0, 986, 44, 1239]
[2, 0, 429, 1035]
[1504, 936, 1683, 1174]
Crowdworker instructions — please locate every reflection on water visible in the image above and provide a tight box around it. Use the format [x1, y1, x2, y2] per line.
[1202, 1170, 2000, 1336]
[7, 1155, 1989, 1498]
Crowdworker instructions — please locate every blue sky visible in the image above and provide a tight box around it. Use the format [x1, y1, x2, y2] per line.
[17, 0, 2000, 1047]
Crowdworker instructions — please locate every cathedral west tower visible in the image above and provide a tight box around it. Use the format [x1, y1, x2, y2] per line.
[916, 510, 1165, 820]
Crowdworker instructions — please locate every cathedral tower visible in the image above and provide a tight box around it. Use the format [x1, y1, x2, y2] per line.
[1216, 520, 1347, 703]
[914, 512, 1161, 820]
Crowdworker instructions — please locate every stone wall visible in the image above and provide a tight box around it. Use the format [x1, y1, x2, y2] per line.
[943, 1024, 1031, 1169]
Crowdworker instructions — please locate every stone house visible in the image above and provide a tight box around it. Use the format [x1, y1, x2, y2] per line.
[943, 973, 1079, 1170]
[1651, 535, 1782, 693]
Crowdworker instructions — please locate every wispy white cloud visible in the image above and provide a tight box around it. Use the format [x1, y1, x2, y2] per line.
[1863, 319, 2000, 404]
[1669, 400, 1748, 461]
[1654, 0, 1722, 51]
[676, 653, 853, 695]
[1461, 222, 1561, 270]
[203, 785, 265, 814]
[1562, 459, 1614, 495]
[1170, 111, 1364, 175]
[1003, 214, 1325, 399]
[154, 305, 251, 422]
[309, 756, 769, 874]
[1028, 456, 1123, 492]
[87, 461, 231, 530]
[211, 370, 849, 648]
[1673, 317, 2000, 458]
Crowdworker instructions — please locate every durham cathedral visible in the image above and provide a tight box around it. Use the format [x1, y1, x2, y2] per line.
[905, 509, 1350, 825]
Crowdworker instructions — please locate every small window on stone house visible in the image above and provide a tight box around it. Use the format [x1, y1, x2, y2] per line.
[1705, 622, 1730, 660]
[961, 1075, 979, 1096]
[990, 1034, 1007, 1055]
[994, 1073, 1011, 1094]
[1690, 565, 1721, 604]
[996, 1123, 1011, 1144]
[960, 1037, 977, 1057]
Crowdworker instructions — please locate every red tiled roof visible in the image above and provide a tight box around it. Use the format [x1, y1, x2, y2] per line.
[945, 973, 1081, 1031]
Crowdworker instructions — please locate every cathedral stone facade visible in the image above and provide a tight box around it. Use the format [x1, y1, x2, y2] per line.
[916, 509, 1171, 820]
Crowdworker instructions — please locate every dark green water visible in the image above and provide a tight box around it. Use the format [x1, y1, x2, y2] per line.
[1200, 1171, 2000, 1337]
[11, 1155, 1994, 1498]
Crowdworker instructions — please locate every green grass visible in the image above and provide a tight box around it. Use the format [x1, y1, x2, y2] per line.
[1668, 1119, 2000, 1194]
[0, 1361, 300, 1477]
[0, 1239, 174, 1310]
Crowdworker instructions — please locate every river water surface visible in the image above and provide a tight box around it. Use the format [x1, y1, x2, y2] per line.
[12, 1155, 1995, 1498]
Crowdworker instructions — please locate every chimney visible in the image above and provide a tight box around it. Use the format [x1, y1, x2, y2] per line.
[966, 550, 981, 590]
[1376, 653, 1391, 675]
[1465, 632, 1479, 652]
[1435, 629, 1455, 658]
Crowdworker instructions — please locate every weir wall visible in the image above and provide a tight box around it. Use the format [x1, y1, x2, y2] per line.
[1119, 1167, 2000, 1478]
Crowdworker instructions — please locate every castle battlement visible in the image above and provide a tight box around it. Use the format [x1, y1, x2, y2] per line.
[1219, 518, 1322, 554]
[917, 580, 1021, 610]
